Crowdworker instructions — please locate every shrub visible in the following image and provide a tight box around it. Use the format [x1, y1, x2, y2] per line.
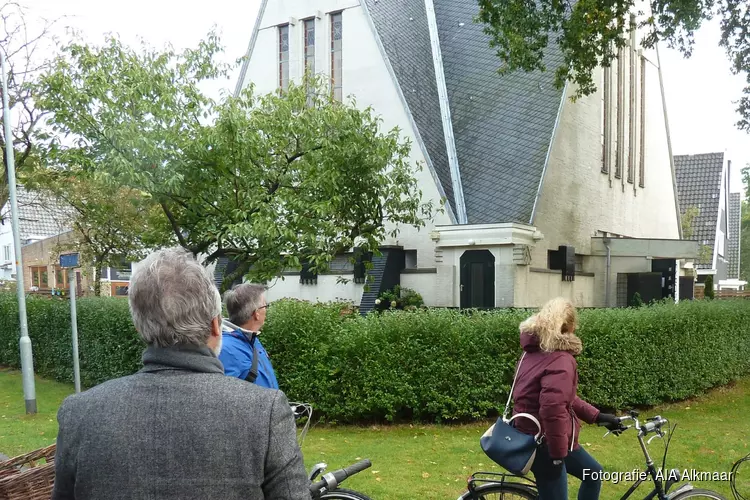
[375, 285, 424, 311]
[704, 275, 715, 299]
[1, 293, 750, 423]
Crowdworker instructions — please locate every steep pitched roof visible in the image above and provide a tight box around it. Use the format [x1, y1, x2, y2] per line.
[433, 1, 566, 224]
[727, 192, 741, 279]
[0, 185, 72, 242]
[363, 0, 455, 217]
[674, 152, 724, 269]
[363, 0, 566, 224]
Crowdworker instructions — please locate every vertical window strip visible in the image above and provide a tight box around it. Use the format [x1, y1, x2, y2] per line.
[601, 65, 608, 173]
[278, 25, 289, 91]
[331, 12, 343, 101]
[304, 18, 315, 76]
[602, 63, 611, 174]
[615, 43, 624, 180]
[639, 53, 646, 188]
[627, 15, 636, 184]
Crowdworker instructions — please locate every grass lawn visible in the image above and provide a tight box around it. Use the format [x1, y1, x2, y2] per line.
[1, 368, 748, 499]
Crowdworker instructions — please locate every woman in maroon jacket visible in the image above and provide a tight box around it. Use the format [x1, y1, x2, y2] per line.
[511, 297, 619, 499]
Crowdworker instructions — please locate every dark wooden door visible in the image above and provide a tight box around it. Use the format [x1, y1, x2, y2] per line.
[460, 250, 495, 309]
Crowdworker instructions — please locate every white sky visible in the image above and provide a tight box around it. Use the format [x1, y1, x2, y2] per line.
[19, 0, 750, 195]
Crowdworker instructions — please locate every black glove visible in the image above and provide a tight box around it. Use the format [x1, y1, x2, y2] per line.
[596, 413, 619, 425]
[548, 458, 565, 480]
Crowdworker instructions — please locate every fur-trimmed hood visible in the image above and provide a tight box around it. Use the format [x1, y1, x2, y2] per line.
[520, 329, 583, 356]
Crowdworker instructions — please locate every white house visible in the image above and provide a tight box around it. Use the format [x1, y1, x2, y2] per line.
[230, 0, 698, 311]
[0, 185, 71, 281]
[674, 153, 737, 291]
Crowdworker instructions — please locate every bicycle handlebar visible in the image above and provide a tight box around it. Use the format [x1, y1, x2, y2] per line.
[309, 459, 372, 495]
[597, 413, 668, 436]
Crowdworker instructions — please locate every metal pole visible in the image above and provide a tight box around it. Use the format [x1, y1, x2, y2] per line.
[69, 271, 81, 393]
[1, 50, 36, 413]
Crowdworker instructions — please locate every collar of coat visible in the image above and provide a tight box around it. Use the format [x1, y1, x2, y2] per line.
[139, 343, 224, 375]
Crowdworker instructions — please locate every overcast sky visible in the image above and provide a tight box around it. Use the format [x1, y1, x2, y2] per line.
[20, 0, 750, 195]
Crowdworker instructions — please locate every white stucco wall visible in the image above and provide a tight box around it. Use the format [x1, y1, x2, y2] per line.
[514, 268, 595, 308]
[530, 8, 680, 270]
[0, 223, 14, 280]
[238, 1, 452, 303]
[265, 273, 364, 304]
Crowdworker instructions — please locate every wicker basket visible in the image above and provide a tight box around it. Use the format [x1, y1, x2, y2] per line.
[0, 443, 56, 500]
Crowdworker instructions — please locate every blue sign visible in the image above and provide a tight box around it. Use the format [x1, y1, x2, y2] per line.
[60, 253, 79, 268]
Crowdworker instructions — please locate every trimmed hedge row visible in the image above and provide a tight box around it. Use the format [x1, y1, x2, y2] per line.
[1, 293, 750, 423]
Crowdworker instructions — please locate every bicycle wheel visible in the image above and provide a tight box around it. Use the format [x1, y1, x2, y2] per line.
[671, 489, 727, 500]
[457, 482, 538, 499]
[319, 488, 373, 500]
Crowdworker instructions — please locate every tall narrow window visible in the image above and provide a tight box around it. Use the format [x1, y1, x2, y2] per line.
[601, 63, 611, 174]
[639, 53, 646, 188]
[615, 43, 624, 180]
[304, 19, 315, 76]
[627, 14, 636, 184]
[278, 24, 290, 91]
[331, 12, 343, 101]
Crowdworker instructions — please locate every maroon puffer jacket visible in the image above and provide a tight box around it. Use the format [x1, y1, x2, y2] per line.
[509, 331, 600, 459]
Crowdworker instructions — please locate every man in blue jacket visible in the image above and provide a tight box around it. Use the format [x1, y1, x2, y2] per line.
[218, 283, 279, 389]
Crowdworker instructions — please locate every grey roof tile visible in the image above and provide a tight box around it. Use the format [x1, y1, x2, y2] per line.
[363, 0, 565, 224]
[0, 185, 72, 242]
[434, 0, 566, 224]
[674, 152, 724, 269]
[728, 192, 741, 279]
[363, 0, 455, 215]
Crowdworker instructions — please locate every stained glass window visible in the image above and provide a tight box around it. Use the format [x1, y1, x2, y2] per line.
[330, 13, 343, 101]
[278, 25, 289, 91]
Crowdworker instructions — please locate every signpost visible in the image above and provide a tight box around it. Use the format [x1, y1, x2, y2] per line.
[2, 49, 36, 414]
[61, 253, 81, 393]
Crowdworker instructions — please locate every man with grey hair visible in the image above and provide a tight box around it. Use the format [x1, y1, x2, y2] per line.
[218, 283, 279, 389]
[51, 247, 310, 500]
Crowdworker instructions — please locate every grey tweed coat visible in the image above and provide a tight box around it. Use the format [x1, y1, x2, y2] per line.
[51, 344, 311, 499]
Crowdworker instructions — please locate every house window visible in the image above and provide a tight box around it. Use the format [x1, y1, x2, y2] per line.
[303, 18, 315, 76]
[330, 12, 343, 101]
[639, 53, 646, 188]
[2, 245, 9, 262]
[55, 267, 71, 288]
[278, 24, 290, 91]
[30, 266, 48, 289]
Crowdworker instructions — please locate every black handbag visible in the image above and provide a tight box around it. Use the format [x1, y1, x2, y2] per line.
[480, 352, 544, 475]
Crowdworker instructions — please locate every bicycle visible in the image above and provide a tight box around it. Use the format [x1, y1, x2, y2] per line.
[457, 410, 728, 499]
[290, 402, 373, 500]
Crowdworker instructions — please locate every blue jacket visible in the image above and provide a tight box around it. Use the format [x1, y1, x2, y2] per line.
[218, 322, 279, 390]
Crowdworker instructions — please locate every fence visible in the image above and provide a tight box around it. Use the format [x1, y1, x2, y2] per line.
[693, 285, 750, 300]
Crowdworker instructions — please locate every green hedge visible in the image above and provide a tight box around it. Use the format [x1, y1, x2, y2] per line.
[2, 293, 750, 423]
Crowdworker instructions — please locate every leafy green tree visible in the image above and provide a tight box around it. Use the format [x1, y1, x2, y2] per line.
[0, 2, 60, 211]
[476, 0, 750, 130]
[24, 170, 172, 295]
[34, 33, 435, 291]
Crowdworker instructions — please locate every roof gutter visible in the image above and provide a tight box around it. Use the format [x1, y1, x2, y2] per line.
[233, 0, 269, 98]
[529, 82, 567, 225]
[424, 0, 468, 224]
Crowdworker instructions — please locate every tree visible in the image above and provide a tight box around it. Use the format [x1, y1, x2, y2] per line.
[0, 2, 60, 212]
[680, 205, 713, 265]
[741, 200, 750, 282]
[24, 169, 172, 295]
[476, 0, 750, 131]
[34, 33, 436, 291]
[681, 206, 700, 239]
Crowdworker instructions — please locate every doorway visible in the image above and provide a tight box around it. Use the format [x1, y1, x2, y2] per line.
[460, 250, 495, 309]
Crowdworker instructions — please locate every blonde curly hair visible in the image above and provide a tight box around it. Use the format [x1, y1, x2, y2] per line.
[519, 297, 582, 354]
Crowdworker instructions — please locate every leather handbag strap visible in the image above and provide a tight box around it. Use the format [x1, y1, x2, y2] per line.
[503, 351, 526, 420]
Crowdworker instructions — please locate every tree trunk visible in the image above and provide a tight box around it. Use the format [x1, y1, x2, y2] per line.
[94, 263, 102, 297]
